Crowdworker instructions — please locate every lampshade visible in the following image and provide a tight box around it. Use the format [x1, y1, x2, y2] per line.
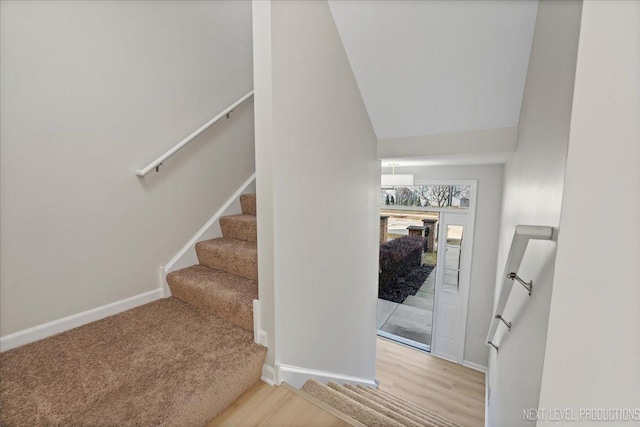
[381, 174, 413, 187]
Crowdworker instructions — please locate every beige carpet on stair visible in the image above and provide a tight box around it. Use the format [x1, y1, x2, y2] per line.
[0, 298, 266, 426]
[301, 379, 464, 427]
[239, 193, 256, 216]
[219, 214, 257, 243]
[357, 385, 460, 427]
[195, 238, 258, 281]
[167, 264, 257, 331]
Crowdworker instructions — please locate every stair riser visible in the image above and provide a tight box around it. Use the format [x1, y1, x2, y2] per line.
[240, 194, 256, 216]
[167, 276, 254, 332]
[196, 243, 258, 281]
[220, 218, 257, 243]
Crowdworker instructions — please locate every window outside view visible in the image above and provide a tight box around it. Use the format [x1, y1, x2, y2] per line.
[377, 185, 470, 351]
[380, 185, 471, 209]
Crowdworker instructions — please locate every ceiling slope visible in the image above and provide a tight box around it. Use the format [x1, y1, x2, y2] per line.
[329, 0, 538, 141]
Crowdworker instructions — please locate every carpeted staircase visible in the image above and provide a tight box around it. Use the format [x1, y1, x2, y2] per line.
[0, 194, 265, 426]
[167, 193, 259, 332]
[301, 379, 464, 427]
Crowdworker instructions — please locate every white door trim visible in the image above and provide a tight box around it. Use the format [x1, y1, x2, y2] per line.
[430, 181, 477, 363]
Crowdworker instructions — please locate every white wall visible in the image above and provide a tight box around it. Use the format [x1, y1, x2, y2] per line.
[538, 1, 640, 423]
[329, 0, 538, 139]
[0, 1, 255, 336]
[252, 0, 277, 369]
[254, 0, 379, 386]
[382, 164, 504, 368]
[487, 1, 582, 426]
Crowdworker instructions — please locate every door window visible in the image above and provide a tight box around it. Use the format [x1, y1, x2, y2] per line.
[443, 225, 464, 293]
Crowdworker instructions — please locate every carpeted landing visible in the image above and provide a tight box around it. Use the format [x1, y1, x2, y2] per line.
[301, 379, 463, 427]
[0, 298, 266, 426]
[0, 194, 266, 426]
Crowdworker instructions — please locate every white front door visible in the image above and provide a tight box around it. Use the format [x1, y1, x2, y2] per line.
[431, 212, 474, 363]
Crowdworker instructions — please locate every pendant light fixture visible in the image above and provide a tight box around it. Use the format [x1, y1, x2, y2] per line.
[381, 163, 413, 187]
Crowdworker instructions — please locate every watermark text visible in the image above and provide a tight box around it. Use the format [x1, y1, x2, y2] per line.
[523, 408, 640, 422]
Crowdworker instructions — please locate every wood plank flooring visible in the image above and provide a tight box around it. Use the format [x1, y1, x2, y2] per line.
[208, 381, 351, 427]
[210, 337, 485, 426]
[376, 337, 485, 427]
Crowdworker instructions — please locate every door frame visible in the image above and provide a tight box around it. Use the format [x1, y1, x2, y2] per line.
[416, 180, 477, 364]
[377, 180, 477, 363]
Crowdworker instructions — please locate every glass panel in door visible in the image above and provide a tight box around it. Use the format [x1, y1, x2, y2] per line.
[377, 209, 439, 352]
[443, 225, 464, 292]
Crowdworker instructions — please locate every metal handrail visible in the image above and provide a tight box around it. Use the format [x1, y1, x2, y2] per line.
[486, 225, 553, 351]
[135, 90, 254, 177]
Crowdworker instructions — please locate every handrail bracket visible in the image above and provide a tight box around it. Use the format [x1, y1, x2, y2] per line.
[485, 226, 552, 352]
[495, 314, 512, 330]
[508, 272, 533, 296]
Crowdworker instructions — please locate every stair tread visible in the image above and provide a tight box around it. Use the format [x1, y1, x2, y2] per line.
[301, 379, 403, 427]
[349, 384, 458, 427]
[167, 265, 257, 332]
[328, 382, 421, 427]
[196, 238, 258, 281]
[197, 237, 257, 251]
[220, 214, 256, 222]
[301, 379, 464, 427]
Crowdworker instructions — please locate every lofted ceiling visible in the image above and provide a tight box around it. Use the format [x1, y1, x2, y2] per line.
[329, 0, 539, 141]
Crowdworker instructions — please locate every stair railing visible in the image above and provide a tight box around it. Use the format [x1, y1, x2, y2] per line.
[486, 225, 553, 351]
[135, 90, 254, 177]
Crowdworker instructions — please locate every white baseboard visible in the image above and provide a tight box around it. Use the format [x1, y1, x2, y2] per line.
[277, 364, 377, 389]
[252, 299, 268, 347]
[0, 289, 162, 352]
[432, 351, 459, 365]
[160, 266, 170, 298]
[485, 371, 490, 427]
[253, 299, 260, 344]
[261, 364, 277, 386]
[462, 360, 488, 373]
[257, 330, 268, 347]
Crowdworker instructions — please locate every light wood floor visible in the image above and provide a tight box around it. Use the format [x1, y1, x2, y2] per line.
[376, 338, 485, 427]
[208, 382, 352, 427]
[210, 338, 485, 426]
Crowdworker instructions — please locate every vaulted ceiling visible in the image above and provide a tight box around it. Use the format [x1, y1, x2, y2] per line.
[329, 0, 539, 141]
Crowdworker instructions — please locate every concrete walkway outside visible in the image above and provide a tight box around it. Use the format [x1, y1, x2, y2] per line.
[377, 268, 436, 347]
